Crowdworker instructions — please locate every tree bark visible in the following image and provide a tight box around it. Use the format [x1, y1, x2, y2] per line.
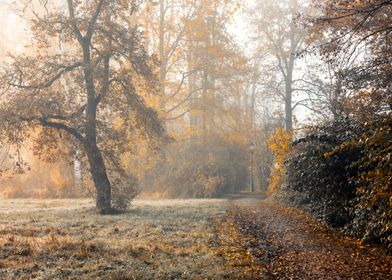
[159, 0, 166, 110]
[81, 35, 113, 213]
[285, 23, 295, 131]
[285, 81, 293, 130]
[85, 143, 112, 214]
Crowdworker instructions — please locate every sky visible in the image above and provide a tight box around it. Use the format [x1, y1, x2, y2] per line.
[0, 1, 28, 56]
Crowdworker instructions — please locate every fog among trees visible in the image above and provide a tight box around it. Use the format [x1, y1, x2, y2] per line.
[0, 1, 391, 277]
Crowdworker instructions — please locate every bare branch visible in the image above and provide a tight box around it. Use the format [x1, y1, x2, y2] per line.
[38, 117, 86, 144]
[86, 0, 105, 42]
[45, 104, 87, 121]
[10, 62, 82, 90]
[67, 0, 84, 43]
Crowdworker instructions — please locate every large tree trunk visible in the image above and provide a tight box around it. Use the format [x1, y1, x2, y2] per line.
[285, 94, 292, 130]
[85, 143, 112, 214]
[82, 55, 112, 213]
[81, 35, 113, 214]
[285, 80, 293, 130]
[285, 10, 297, 131]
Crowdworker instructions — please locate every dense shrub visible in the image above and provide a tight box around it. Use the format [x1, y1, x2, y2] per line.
[279, 134, 357, 226]
[110, 171, 138, 210]
[150, 136, 248, 198]
[338, 116, 392, 249]
[274, 115, 392, 250]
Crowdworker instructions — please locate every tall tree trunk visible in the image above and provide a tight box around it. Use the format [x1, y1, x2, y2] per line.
[285, 33, 295, 130]
[82, 38, 112, 213]
[285, 81, 293, 130]
[159, 0, 166, 111]
[85, 143, 112, 214]
[202, 18, 211, 145]
[284, 4, 298, 131]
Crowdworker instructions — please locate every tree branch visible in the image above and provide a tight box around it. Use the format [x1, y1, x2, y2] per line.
[86, 0, 105, 42]
[67, 0, 84, 43]
[10, 62, 82, 89]
[44, 104, 87, 121]
[37, 117, 86, 144]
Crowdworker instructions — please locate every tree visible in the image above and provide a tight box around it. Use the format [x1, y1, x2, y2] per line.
[140, 0, 200, 119]
[131, 0, 256, 196]
[309, 0, 392, 115]
[185, 1, 249, 139]
[0, 0, 165, 213]
[250, 0, 307, 130]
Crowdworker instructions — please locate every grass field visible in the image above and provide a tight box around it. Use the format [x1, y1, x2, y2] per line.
[0, 198, 254, 279]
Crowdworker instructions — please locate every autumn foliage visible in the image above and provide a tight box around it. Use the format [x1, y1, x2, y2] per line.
[274, 114, 391, 250]
[332, 116, 392, 249]
[268, 128, 292, 195]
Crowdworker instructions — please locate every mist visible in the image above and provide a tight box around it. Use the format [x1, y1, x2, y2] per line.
[0, 0, 390, 278]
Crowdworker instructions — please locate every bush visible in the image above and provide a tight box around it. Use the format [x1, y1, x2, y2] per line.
[281, 134, 357, 226]
[150, 136, 248, 198]
[109, 168, 138, 210]
[268, 128, 292, 195]
[339, 116, 392, 249]
[275, 115, 392, 250]
[111, 182, 138, 210]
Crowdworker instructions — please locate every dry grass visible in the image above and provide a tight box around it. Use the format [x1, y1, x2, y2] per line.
[0, 198, 252, 279]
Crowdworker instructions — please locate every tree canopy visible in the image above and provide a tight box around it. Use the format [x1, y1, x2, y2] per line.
[0, 0, 166, 213]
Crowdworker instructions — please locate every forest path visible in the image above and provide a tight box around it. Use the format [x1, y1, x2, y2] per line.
[224, 198, 392, 279]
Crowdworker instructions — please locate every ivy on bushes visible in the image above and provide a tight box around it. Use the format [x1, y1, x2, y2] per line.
[273, 115, 392, 251]
[337, 116, 392, 249]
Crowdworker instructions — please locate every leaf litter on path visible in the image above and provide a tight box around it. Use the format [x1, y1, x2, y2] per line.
[224, 198, 392, 280]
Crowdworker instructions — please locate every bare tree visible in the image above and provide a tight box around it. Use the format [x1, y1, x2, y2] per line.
[251, 0, 307, 130]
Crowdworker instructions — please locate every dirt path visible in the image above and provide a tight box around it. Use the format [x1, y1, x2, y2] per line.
[226, 198, 392, 279]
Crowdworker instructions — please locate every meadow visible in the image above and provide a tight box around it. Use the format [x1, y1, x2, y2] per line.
[0, 198, 253, 279]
